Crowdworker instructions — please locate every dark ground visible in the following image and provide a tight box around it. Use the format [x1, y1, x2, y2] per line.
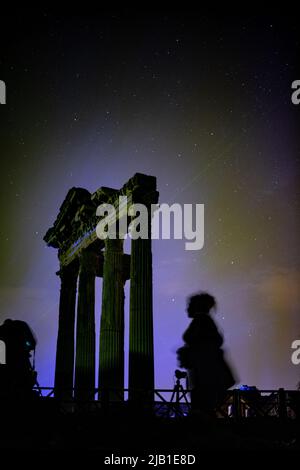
[0, 397, 299, 454]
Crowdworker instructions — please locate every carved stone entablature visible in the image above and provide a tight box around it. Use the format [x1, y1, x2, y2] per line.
[44, 187, 91, 250]
[44, 173, 159, 267]
[121, 173, 159, 207]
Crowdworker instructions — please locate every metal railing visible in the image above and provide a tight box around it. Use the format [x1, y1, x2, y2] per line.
[31, 386, 300, 419]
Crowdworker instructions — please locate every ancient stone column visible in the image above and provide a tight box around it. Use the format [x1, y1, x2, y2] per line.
[99, 238, 125, 401]
[55, 261, 78, 400]
[129, 222, 154, 401]
[74, 250, 97, 400]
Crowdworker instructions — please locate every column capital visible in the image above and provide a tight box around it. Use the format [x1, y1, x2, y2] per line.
[79, 250, 97, 276]
[104, 237, 123, 253]
[56, 259, 79, 281]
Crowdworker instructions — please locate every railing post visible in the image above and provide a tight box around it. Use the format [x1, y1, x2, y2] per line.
[278, 388, 287, 419]
[232, 389, 241, 419]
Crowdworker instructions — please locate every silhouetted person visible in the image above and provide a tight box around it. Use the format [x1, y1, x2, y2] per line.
[177, 293, 235, 415]
[0, 318, 37, 396]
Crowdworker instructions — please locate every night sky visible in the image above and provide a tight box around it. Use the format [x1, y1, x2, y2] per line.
[0, 14, 299, 390]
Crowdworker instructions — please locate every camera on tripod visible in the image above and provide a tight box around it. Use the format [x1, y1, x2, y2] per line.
[169, 369, 190, 417]
[175, 369, 187, 380]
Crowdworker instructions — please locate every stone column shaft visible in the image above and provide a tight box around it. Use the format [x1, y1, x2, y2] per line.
[74, 250, 96, 400]
[55, 262, 78, 399]
[129, 234, 154, 400]
[99, 238, 125, 401]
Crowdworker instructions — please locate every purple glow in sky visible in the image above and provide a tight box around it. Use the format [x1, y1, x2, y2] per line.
[0, 15, 299, 390]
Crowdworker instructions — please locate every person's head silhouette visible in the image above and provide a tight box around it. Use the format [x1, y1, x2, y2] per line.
[187, 292, 216, 318]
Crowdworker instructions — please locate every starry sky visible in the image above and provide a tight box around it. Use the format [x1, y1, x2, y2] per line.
[0, 14, 299, 390]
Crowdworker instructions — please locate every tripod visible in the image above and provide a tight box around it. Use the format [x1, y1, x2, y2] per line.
[29, 348, 43, 396]
[169, 371, 190, 417]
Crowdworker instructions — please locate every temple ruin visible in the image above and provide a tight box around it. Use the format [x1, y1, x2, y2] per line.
[44, 173, 159, 401]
